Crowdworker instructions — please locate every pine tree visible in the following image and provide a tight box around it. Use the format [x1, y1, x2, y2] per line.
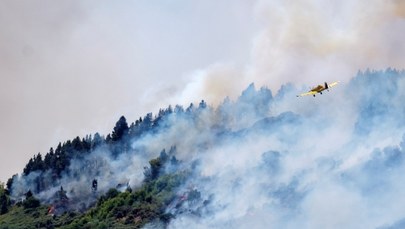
[23, 158, 34, 175]
[92, 132, 103, 149]
[33, 153, 44, 172]
[112, 116, 129, 141]
[142, 113, 153, 131]
[44, 147, 55, 171]
[199, 100, 207, 109]
[0, 183, 10, 214]
[72, 136, 83, 152]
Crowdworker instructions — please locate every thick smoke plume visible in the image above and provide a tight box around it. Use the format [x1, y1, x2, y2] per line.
[9, 68, 405, 228]
[1, 0, 405, 185]
[174, 0, 405, 106]
[165, 69, 405, 229]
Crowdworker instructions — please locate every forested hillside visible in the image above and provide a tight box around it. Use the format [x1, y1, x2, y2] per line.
[2, 69, 405, 228]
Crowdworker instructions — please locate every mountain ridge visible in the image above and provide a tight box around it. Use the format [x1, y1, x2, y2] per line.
[2, 68, 405, 228]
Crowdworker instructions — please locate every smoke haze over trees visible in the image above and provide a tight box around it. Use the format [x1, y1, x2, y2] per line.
[1, 69, 405, 228]
[1, 0, 405, 184]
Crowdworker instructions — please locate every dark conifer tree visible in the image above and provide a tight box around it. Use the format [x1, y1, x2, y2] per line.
[0, 193, 9, 214]
[23, 158, 34, 175]
[106, 134, 112, 143]
[112, 116, 129, 141]
[199, 100, 207, 109]
[33, 153, 44, 172]
[174, 105, 184, 113]
[0, 183, 10, 214]
[142, 113, 153, 131]
[6, 175, 16, 195]
[186, 103, 194, 113]
[44, 148, 54, 170]
[92, 132, 103, 149]
[72, 136, 84, 156]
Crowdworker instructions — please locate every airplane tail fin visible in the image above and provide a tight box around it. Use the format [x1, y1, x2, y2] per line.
[325, 82, 329, 89]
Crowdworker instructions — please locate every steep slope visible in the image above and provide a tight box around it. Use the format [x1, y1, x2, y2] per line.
[1, 68, 405, 228]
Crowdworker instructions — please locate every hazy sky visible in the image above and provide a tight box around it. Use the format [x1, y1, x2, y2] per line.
[0, 0, 404, 182]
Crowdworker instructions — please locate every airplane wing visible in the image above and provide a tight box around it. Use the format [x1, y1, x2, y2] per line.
[296, 91, 317, 97]
[328, 81, 339, 88]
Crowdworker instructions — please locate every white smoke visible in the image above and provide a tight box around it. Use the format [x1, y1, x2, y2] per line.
[151, 70, 405, 228]
[3, 0, 405, 227]
[9, 69, 405, 228]
[174, 0, 405, 104]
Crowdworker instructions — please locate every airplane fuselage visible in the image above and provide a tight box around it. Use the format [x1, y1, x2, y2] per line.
[310, 85, 325, 92]
[309, 82, 330, 96]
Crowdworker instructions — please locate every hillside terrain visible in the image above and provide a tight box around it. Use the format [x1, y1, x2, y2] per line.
[1, 69, 405, 228]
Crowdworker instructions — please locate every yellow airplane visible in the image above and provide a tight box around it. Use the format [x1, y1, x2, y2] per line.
[296, 81, 339, 97]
